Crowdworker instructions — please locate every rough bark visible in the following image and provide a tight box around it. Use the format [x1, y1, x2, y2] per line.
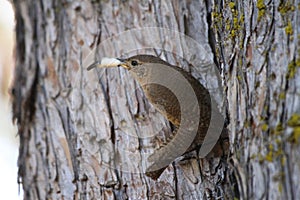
[212, 1, 300, 199]
[12, 0, 300, 199]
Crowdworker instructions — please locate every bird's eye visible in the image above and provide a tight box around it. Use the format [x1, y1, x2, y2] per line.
[131, 60, 138, 66]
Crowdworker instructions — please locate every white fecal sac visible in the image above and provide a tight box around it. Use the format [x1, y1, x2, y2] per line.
[98, 57, 122, 68]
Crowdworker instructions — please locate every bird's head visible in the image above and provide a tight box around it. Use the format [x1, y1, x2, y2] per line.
[118, 55, 172, 83]
[117, 55, 170, 70]
[87, 55, 171, 82]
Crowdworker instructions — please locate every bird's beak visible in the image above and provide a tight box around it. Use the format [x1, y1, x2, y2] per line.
[86, 61, 100, 71]
[117, 58, 131, 70]
[86, 58, 130, 71]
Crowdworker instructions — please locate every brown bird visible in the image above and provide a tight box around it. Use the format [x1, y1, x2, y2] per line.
[88, 55, 216, 180]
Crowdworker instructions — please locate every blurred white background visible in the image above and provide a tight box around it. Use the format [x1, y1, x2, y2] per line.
[0, 0, 23, 199]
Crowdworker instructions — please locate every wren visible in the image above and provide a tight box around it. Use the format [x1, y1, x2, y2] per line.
[87, 55, 220, 180]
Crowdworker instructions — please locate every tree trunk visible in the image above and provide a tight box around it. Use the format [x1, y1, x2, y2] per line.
[12, 0, 300, 199]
